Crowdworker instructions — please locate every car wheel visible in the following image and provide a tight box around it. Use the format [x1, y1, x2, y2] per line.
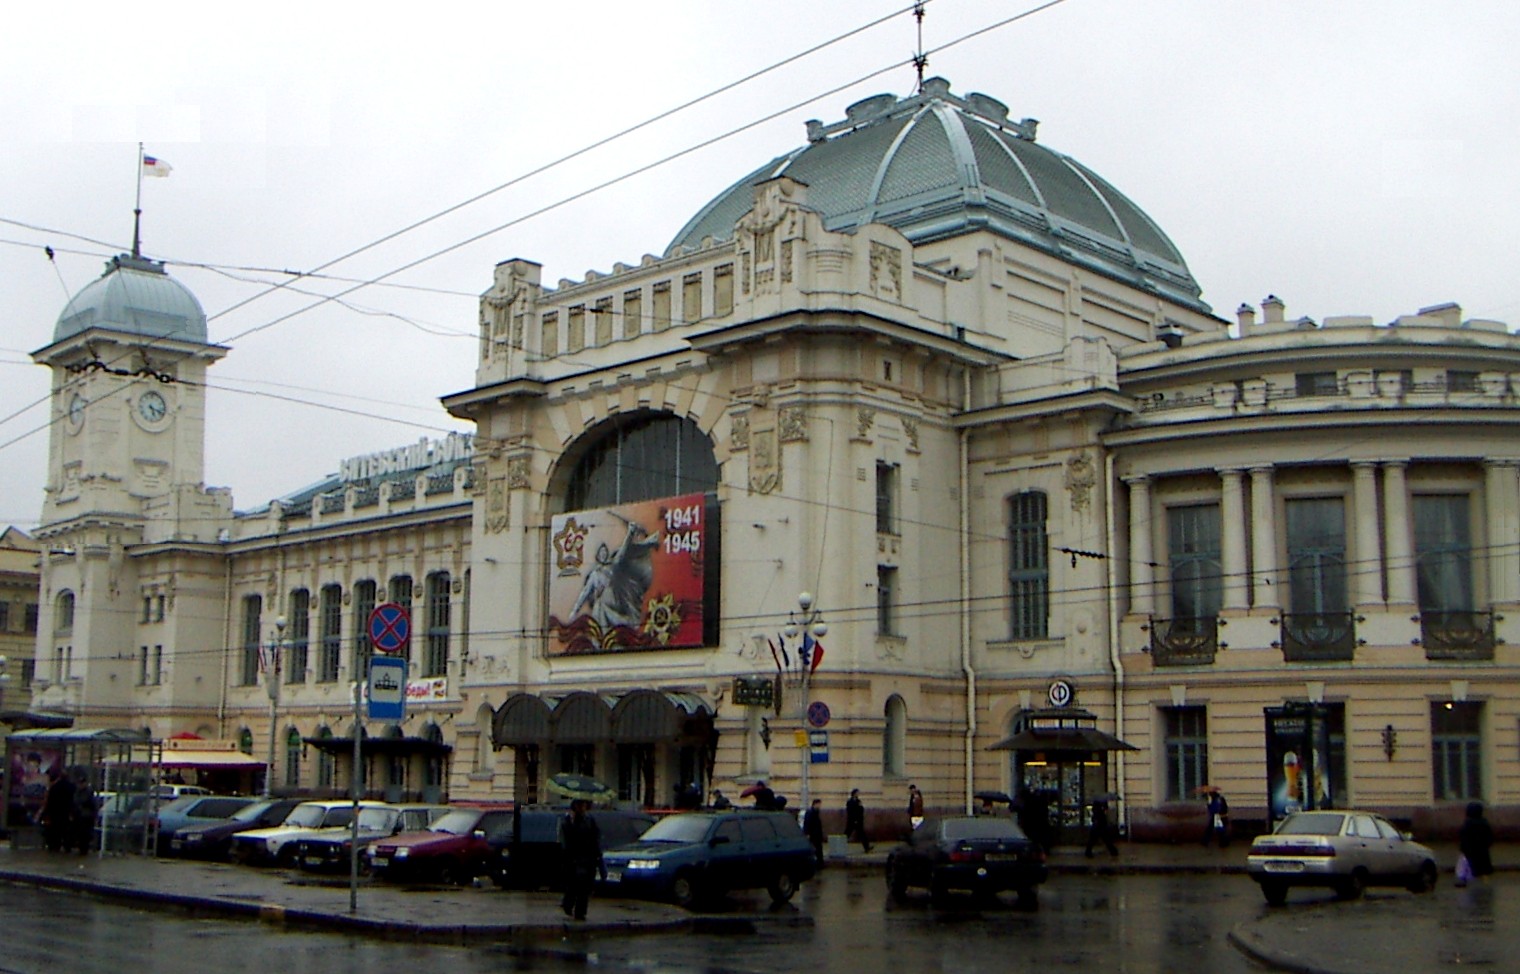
[1409, 861, 1438, 894]
[768, 870, 799, 904]
[1015, 887, 1039, 911]
[1336, 870, 1366, 901]
[275, 846, 299, 869]
[1260, 881, 1288, 906]
[671, 871, 702, 909]
[886, 860, 909, 902]
[436, 862, 463, 886]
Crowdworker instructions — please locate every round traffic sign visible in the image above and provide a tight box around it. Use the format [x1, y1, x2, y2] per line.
[368, 602, 411, 654]
[806, 701, 831, 728]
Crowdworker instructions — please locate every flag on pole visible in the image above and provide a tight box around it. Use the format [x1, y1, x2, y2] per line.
[142, 155, 173, 178]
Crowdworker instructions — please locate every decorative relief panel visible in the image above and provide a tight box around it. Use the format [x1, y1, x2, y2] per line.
[779, 406, 808, 442]
[484, 476, 510, 534]
[506, 453, 531, 490]
[749, 427, 780, 495]
[855, 407, 875, 440]
[730, 413, 750, 452]
[903, 418, 920, 453]
[1065, 451, 1096, 512]
[869, 242, 902, 301]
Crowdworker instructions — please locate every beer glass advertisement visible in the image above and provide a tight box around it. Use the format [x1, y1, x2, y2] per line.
[548, 493, 706, 654]
[1264, 705, 1332, 821]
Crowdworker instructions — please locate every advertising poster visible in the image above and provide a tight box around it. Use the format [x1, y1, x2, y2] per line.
[548, 493, 707, 654]
[8, 748, 63, 825]
[1264, 704, 1330, 822]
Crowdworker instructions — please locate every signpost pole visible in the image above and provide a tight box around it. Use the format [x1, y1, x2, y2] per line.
[350, 600, 410, 913]
[349, 676, 361, 913]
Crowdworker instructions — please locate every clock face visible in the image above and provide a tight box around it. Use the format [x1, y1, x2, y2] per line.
[138, 390, 168, 424]
[67, 394, 86, 430]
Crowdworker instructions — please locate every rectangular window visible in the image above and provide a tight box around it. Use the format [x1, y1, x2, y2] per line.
[142, 597, 153, 623]
[139, 646, 149, 686]
[594, 297, 614, 346]
[424, 572, 450, 678]
[319, 585, 342, 683]
[1414, 494, 1473, 613]
[287, 589, 310, 684]
[152, 645, 162, 685]
[714, 264, 734, 317]
[682, 273, 703, 323]
[875, 461, 898, 535]
[0, 602, 8, 631]
[622, 289, 643, 339]
[25, 603, 38, 634]
[155, 595, 166, 622]
[567, 304, 586, 353]
[20, 658, 34, 688]
[1285, 497, 1347, 615]
[1446, 370, 1480, 393]
[353, 580, 377, 682]
[1295, 372, 1339, 397]
[241, 595, 262, 686]
[1432, 701, 1482, 800]
[541, 311, 559, 357]
[652, 281, 671, 332]
[1162, 706, 1209, 800]
[389, 576, 414, 663]
[877, 565, 898, 636]
[1009, 491, 1049, 640]
[1168, 503, 1222, 630]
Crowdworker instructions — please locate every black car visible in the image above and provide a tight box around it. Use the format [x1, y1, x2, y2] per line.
[886, 817, 1048, 907]
[167, 798, 303, 859]
[490, 805, 657, 890]
[600, 809, 817, 908]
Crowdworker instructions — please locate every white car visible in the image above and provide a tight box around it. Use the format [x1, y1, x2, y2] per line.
[230, 800, 386, 866]
[1247, 809, 1439, 905]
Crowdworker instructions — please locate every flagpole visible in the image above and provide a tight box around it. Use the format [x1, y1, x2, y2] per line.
[132, 142, 144, 258]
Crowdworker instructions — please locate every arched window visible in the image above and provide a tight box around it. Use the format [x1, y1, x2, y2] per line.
[564, 411, 718, 510]
[237, 727, 254, 755]
[476, 703, 496, 773]
[315, 726, 335, 790]
[423, 723, 445, 792]
[54, 591, 75, 634]
[883, 695, 907, 777]
[284, 726, 302, 789]
[424, 572, 450, 677]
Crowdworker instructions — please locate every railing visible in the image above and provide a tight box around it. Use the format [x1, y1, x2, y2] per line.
[1421, 610, 1499, 661]
[1145, 616, 1219, 666]
[1278, 611, 1358, 662]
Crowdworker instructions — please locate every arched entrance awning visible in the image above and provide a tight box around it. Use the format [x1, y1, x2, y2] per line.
[493, 692, 552, 746]
[552, 691, 615, 744]
[489, 689, 715, 747]
[612, 689, 714, 742]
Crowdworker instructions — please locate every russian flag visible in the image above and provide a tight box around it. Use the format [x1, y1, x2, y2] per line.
[142, 155, 173, 178]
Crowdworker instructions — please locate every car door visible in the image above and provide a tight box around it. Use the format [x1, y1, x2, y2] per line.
[1372, 815, 1418, 877]
[706, 816, 747, 891]
[1347, 814, 1384, 876]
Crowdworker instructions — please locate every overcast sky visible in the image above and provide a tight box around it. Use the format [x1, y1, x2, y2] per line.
[3, 0, 1516, 532]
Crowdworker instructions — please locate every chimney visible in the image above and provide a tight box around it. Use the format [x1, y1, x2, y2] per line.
[1236, 303, 1256, 335]
[1262, 295, 1286, 325]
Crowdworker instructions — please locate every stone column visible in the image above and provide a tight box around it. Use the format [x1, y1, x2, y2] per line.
[1221, 468, 1248, 611]
[1351, 461, 1383, 606]
[1249, 465, 1279, 610]
[1383, 460, 1416, 606]
[1485, 459, 1520, 605]
[1127, 476, 1154, 617]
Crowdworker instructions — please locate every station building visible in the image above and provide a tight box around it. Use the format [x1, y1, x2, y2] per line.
[24, 78, 1520, 837]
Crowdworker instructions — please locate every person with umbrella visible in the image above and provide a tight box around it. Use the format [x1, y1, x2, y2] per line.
[741, 780, 777, 810]
[1085, 795, 1119, 858]
[558, 798, 603, 921]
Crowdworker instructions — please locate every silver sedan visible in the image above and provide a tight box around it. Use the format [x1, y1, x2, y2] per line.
[1247, 809, 1439, 905]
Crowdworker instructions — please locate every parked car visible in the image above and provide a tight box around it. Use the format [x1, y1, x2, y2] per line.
[231, 800, 386, 866]
[168, 798, 303, 859]
[490, 805, 657, 890]
[1246, 809, 1439, 905]
[151, 784, 212, 801]
[884, 816, 1048, 907]
[600, 809, 816, 908]
[295, 804, 449, 872]
[147, 795, 256, 856]
[366, 805, 516, 885]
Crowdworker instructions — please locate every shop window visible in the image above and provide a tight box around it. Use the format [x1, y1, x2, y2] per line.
[1167, 503, 1221, 631]
[1162, 705, 1208, 800]
[883, 695, 907, 777]
[1009, 491, 1049, 640]
[319, 585, 342, 681]
[1432, 701, 1483, 800]
[558, 744, 595, 777]
[424, 572, 450, 677]
[240, 595, 262, 686]
[287, 589, 311, 684]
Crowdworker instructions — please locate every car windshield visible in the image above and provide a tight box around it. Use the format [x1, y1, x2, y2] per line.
[318, 807, 356, 828]
[636, 815, 713, 844]
[357, 807, 399, 830]
[429, 810, 483, 835]
[282, 804, 328, 828]
[1275, 813, 1345, 836]
[229, 801, 274, 823]
[942, 818, 1030, 841]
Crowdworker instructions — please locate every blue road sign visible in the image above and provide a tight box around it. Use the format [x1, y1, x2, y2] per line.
[368, 656, 407, 721]
[368, 602, 410, 654]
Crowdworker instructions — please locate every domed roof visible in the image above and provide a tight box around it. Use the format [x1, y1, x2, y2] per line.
[54, 254, 208, 344]
[668, 78, 1207, 312]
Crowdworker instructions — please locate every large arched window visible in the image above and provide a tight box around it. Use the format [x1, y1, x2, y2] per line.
[284, 726, 302, 789]
[54, 592, 75, 633]
[564, 411, 718, 510]
[315, 725, 335, 790]
[883, 695, 907, 778]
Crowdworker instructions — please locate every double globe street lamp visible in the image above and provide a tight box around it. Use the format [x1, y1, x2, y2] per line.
[262, 616, 287, 798]
[783, 592, 827, 812]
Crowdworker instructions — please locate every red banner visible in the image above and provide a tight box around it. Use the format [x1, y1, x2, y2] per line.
[548, 493, 707, 654]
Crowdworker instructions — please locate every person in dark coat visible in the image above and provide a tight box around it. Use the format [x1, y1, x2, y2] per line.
[1458, 800, 1495, 884]
[71, 773, 98, 856]
[907, 784, 925, 829]
[40, 767, 76, 853]
[1085, 798, 1118, 858]
[1202, 788, 1230, 848]
[844, 788, 872, 852]
[803, 798, 826, 865]
[710, 789, 731, 810]
[558, 799, 603, 920]
[750, 781, 778, 810]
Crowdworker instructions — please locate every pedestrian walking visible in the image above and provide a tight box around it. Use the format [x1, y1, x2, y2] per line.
[558, 798, 603, 920]
[1457, 800, 1494, 887]
[710, 789, 731, 810]
[845, 788, 872, 852]
[803, 798, 826, 865]
[71, 772, 98, 856]
[1202, 788, 1230, 847]
[1085, 797, 1118, 858]
[907, 783, 925, 830]
[39, 767, 76, 853]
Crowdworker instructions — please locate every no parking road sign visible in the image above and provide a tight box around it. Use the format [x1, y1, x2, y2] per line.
[368, 602, 410, 655]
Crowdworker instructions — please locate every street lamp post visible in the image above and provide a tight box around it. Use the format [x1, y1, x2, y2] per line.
[263, 616, 287, 798]
[784, 592, 827, 813]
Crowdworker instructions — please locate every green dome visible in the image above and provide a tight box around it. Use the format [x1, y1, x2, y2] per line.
[668, 78, 1207, 312]
[54, 255, 208, 344]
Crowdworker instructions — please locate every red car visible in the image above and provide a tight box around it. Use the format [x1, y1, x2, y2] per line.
[366, 805, 514, 885]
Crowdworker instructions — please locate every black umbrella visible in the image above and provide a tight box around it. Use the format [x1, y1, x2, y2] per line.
[974, 790, 1012, 804]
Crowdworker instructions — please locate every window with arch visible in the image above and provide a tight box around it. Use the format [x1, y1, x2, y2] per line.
[287, 589, 311, 684]
[1008, 491, 1049, 639]
[315, 726, 335, 790]
[319, 585, 342, 682]
[389, 576, 413, 663]
[883, 695, 907, 777]
[352, 579, 377, 681]
[240, 595, 262, 686]
[423, 723, 445, 792]
[54, 591, 75, 633]
[284, 726, 302, 789]
[424, 572, 450, 677]
[237, 727, 254, 755]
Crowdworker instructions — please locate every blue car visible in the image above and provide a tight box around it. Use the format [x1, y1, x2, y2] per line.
[600, 809, 816, 908]
[149, 795, 257, 855]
